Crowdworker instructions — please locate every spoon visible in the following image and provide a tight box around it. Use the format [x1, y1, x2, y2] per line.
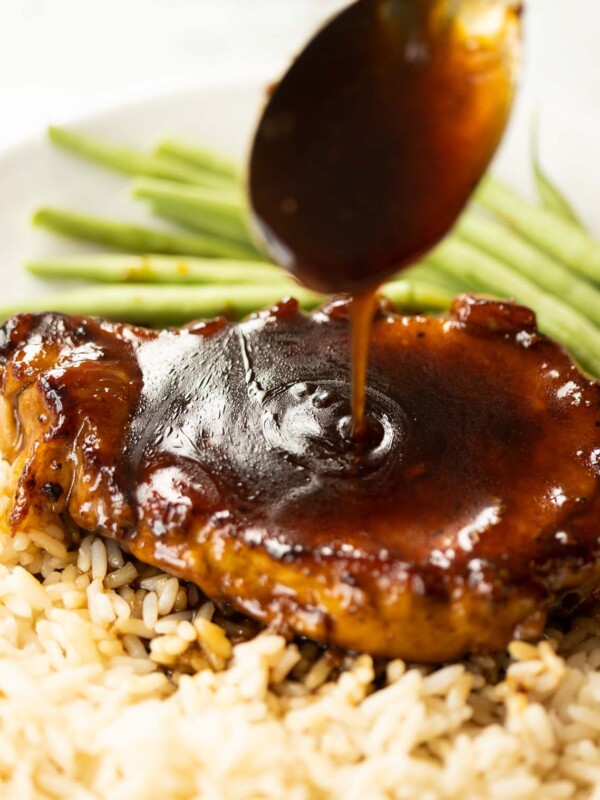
[248, 0, 522, 295]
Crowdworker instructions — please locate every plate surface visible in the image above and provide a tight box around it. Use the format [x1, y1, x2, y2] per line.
[0, 8, 599, 308]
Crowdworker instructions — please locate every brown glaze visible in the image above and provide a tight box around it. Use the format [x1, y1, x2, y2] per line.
[349, 290, 378, 438]
[2, 296, 599, 661]
[248, 0, 520, 295]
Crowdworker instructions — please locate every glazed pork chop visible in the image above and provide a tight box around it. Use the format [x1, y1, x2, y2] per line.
[1, 295, 599, 662]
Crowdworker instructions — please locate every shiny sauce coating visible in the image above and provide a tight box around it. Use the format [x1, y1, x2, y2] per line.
[2, 298, 600, 660]
[127, 298, 600, 581]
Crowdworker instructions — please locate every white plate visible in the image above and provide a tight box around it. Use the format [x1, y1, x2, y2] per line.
[1, 16, 599, 308]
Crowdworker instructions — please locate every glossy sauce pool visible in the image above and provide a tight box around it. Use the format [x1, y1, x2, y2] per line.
[3, 298, 600, 660]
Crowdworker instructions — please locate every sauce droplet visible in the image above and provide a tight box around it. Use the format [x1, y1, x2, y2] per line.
[350, 290, 378, 438]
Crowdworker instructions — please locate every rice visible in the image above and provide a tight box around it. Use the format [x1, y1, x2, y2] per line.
[2, 454, 600, 799]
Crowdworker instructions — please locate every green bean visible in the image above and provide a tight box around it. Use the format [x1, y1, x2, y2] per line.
[131, 178, 248, 243]
[0, 284, 318, 325]
[0, 280, 452, 326]
[26, 254, 281, 285]
[456, 213, 600, 326]
[382, 279, 454, 312]
[428, 236, 600, 375]
[403, 262, 464, 292]
[32, 207, 258, 260]
[477, 177, 600, 284]
[48, 126, 225, 187]
[531, 125, 583, 226]
[154, 139, 240, 181]
[149, 203, 261, 258]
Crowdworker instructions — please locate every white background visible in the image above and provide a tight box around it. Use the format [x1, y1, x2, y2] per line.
[0, 0, 598, 149]
[0, 0, 347, 149]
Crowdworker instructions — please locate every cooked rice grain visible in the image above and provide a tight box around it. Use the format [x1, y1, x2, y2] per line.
[1, 455, 600, 799]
